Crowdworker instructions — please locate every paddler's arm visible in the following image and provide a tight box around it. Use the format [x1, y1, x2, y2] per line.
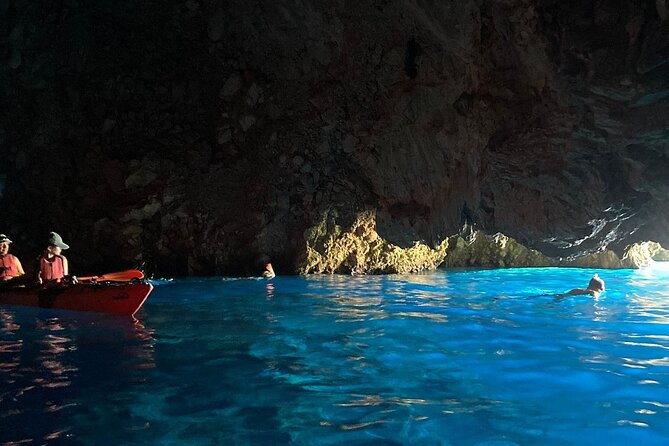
[62, 256, 69, 276]
[14, 257, 25, 276]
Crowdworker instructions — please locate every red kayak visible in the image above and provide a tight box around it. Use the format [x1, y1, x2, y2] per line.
[0, 281, 153, 316]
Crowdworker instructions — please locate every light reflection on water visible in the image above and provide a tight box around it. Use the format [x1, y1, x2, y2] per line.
[0, 310, 155, 445]
[1, 266, 669, 445]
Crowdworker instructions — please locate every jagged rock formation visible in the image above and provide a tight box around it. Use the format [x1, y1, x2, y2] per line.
[301, 209, 448, 274]
[544, 240, 669, 269]
[1, 1, 667, 275]
[442, 230, 553, 268]
[652, 243, 669, 261]
[302, 217, 668, 272]
[620, 241, 669, 267]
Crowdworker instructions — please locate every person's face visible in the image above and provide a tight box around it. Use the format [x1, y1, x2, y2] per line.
[48, 245, 61, 256]
[0, 242, 9, 255]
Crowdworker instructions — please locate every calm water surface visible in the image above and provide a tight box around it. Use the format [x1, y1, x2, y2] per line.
[2, 266, 669, 445]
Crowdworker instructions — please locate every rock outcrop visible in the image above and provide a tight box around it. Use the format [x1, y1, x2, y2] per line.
[300, 209, 448, 274]
[442, 230, 554, 269]
[651, 242, 669, 262]
[0, 1, 667, 275]
[301, 217, 667, 273]
[557, 241, 669, 269]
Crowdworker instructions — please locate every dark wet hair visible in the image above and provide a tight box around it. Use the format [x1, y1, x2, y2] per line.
[587, 275, 605, 291]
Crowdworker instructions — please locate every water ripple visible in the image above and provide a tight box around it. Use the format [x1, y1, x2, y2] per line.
[3, 266, 669, 445]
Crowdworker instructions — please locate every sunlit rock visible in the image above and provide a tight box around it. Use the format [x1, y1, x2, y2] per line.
[642, 241, 669, 261]
[566, 241, 669, 269]
[561, 250, 623, 269]
[443, 230, 553, 268]
[621, 241, 667, 268]
[300, 209, 448, 274]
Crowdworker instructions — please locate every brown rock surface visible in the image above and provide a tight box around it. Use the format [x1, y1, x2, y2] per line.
[300, 209, 448, 274]
[299, 222, 667, 271]
[1, 1, 667, 275]
[442, 229, 554, 268]
[652, 245, 669, 262]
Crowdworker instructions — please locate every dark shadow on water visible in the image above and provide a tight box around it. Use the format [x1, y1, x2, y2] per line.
[0, 308, 156, 444]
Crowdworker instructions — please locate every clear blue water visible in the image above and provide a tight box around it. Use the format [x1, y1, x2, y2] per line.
[2, 265, 669, 445]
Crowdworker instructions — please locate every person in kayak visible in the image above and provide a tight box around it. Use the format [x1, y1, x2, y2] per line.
[558, 274, 605, 298]
[36, 232, 76, 284]
[0, 234, 25, 281]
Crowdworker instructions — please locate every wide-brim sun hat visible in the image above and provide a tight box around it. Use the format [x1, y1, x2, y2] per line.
[0, 234, 12, 244]
[48, 232, 70, 250]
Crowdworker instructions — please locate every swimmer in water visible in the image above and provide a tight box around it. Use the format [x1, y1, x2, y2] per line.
[557, 274, 605, 299]
[262, 263, 275, 279]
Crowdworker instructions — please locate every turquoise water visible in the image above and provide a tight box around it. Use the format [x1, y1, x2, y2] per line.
[2, 266, 669, 445]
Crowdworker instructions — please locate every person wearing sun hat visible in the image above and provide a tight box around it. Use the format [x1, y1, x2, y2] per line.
[35, 232, 72, 284]
[0, 234, 25, 281]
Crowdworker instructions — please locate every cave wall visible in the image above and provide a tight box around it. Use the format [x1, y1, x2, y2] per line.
[1, 0, 667, 275]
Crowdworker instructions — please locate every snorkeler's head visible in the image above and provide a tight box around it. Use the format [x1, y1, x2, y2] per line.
[587, 274, 605, 292]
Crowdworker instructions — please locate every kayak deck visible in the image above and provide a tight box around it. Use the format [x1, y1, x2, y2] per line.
[0, 281, 153, 316]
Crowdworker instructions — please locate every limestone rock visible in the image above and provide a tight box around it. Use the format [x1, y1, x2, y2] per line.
[651, 243, 669, 261]
[442, 230, 554, 268]
[562, 250, 623, 269]
[562, 241, 669, 269]
[300, 209, 448, 274]
[621, 241, 666, 268]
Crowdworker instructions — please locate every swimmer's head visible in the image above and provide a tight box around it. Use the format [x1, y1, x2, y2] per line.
[587, 274, 605, 292]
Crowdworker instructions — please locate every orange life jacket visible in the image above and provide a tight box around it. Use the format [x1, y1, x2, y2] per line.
[38, 255, 65, 281]
[0, 254, 21, 279]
